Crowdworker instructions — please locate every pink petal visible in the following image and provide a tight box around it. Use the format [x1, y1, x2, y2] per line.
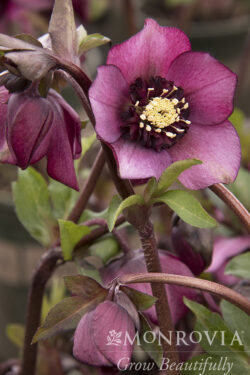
[89, 65, 129, 143]
[207, 236, 250, 273]
[73, 310, 112, 367]
[7, 93, 52, 169]
[48, 90, 82, 158]
[46, 100, 79, 190]
[166, 52, 237, 125]
[159, 251, 200, 324]
[168, 121, 241, 190]
[107, 19, 191, 83]
[93, 301, 135, 369]
[212, 263, 240, 286]
[110, 138, 172, 180]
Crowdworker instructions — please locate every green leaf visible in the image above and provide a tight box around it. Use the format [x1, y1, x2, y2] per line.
[107, 194, 144, 231]
[12, 168, 57, 246]
[6, 324, 25, 349]
[225, 252, 250, 279]
[77, 264, 102, 284]
[155, 159, 202, 195]
[33, 278, 108, 342]
[49, 180, 79, 220]
[221, 300, 250, 351]
[152, 190, 216, 228]
[120, 286, 157, 311]
[143, 177, 157, 202]
[49, 0, 77, 59]
[88, 235, 120, 264]
[139, 314, 163, 368]
[58, 220, 91, 261]
[184, 299, 244, 355]
[79, 33, 110, 54]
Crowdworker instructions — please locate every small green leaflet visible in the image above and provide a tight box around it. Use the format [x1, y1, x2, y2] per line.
[152, 190, 216, 228]
[58, 220, 91, 260]
[107, 194, 144, 231]
[154, 159, 202, 196]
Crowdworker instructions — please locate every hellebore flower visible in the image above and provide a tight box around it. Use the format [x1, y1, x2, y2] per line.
[73, 301, 135, 369]
[101, 249, 199, 325]
[207, 236, 250, 285]
[89, 19, 240, 189]
[0, 86, 81, 189]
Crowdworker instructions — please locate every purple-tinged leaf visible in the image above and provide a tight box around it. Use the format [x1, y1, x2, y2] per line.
[64, 275, 107, 297]
[33, 286, 108, 342]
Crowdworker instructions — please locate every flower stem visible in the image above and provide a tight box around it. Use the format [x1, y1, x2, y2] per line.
[67, 148, 105, 223]
[119, 272, 250, 315]
[20, 248, 63, 375]
[123, 0, 137, 37]
[210, 183, 250, 233]
[138, 220, 180, 374]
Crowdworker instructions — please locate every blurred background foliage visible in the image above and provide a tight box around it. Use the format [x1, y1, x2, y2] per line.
[0, 0, 250, 369]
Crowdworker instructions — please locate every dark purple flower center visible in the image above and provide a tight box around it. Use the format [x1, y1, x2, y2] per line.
[121, 76, 191, 151]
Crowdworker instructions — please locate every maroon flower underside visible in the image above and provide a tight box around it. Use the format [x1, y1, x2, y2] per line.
[89, 18, 240, 190]
[0, 87, 81, 189]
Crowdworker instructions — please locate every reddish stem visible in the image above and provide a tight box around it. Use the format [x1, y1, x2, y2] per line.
[119, 272, 250, 315]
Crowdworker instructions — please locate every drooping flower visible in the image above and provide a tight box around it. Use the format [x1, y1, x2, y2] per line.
[89, 19, 240, 189]
[73, 301, 135, 369]
[0, 86, 81, 189]
[101, 249, 199, 325]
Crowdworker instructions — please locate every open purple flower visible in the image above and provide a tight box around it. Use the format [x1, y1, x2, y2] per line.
[89, 19, 240, 189]
[73, 301, 135, 369]
[0, 86, 81, 189]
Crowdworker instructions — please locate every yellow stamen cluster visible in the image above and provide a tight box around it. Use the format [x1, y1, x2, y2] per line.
[141, 97, 179, 130]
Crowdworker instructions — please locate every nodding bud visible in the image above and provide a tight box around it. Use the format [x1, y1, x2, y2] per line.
[1, 51, 56, 82]
[0, 88, 82, 189]
[172, 216, 213, 275]
[73, 301, 135, 369]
